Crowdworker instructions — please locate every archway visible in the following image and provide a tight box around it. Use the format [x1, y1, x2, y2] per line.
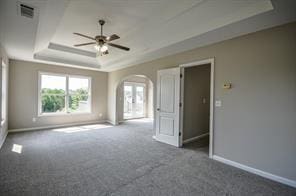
[115, 75, 154, 128]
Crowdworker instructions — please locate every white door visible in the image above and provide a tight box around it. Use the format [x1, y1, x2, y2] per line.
[123, 82, 145, 119]
[155, 68, 181, 147]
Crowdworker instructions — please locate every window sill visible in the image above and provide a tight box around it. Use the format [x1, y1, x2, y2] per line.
[38, 112, 92, 117]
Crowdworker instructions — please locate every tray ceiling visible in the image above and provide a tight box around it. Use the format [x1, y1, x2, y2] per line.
[1, 0, 296, 71]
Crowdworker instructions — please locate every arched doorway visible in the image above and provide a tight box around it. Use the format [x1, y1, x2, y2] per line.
[115, 75, 154, 126]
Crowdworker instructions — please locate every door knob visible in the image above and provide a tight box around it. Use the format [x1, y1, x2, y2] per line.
[157, 108, 160, 111]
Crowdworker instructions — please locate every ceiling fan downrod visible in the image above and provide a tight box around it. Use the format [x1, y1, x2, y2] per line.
[99, 19, 105, 36]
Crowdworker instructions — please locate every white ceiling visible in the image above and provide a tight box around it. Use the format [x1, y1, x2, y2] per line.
[1, 0, 296, 72]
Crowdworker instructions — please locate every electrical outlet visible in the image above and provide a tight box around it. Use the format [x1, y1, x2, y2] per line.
[32, 117, 36, 122]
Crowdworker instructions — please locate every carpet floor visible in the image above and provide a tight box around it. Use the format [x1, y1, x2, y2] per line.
[0, 119, 295, 196]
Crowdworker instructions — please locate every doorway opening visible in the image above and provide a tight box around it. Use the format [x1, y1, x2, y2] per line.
[116, 75, 154, 123]
[180, 59, 214, 158]
[154, 59, 214, 155]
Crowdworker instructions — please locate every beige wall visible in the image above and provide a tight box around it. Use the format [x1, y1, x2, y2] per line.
[183, 64, 210, 141]
[8, 60, 108, 130]
[108, 22, 296, 182]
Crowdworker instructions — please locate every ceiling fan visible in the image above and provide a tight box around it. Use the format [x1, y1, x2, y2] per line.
[73, 19, 130, 56]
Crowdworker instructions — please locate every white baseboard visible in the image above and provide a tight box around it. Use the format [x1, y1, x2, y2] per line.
[106, 120, 117, 125]
[183, 132, 209, 144]
[0, 131, 8, 149]
[8, 120, 108, 133]
[213, 155, 296, 188]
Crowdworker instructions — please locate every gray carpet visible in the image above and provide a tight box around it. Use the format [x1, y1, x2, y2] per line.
[0, 119, 295, 196]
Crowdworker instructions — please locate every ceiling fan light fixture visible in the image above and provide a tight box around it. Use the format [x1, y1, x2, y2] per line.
[100, 45, 108, 52]
[94, 44, 108, 52]
[94, 44, 100, 51]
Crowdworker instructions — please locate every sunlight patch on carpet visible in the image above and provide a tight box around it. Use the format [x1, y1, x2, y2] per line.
[12, 144, 22, 153]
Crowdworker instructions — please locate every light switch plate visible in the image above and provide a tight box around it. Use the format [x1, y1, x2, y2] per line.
[215, 100, 222, 107]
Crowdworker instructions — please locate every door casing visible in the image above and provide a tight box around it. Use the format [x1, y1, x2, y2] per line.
[179, 58, 215, 158]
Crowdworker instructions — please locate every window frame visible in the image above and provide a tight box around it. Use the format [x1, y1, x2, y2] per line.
[1, 60, 8, 126]
[38, 71, 92, 116]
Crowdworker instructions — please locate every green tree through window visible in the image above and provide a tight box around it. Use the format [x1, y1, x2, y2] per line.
[41, 88, 65, 112]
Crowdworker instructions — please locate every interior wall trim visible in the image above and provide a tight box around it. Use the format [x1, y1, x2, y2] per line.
[48, 43, 97, 58]
[0, 131, 8, 149]
[179, 58, 215, 157]
[8, 120, 109, 133]
[33, 54, 101, 70]
[213, 155, 296, 188]
[106, 120, 117, 125]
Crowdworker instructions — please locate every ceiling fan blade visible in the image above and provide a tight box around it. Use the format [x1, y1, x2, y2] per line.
[107, 34, 120, 41]
[73, 33, 95, 40]
[108, 43, 130, 51]
[74, 42, 96, 47]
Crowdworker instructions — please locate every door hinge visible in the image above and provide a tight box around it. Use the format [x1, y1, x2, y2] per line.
[179, 102, 182, 107]
[180, 74, 183, 78]
[179, 132, 181, 136]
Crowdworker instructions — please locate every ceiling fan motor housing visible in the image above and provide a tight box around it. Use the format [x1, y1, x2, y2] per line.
[95, 35, 106, 46]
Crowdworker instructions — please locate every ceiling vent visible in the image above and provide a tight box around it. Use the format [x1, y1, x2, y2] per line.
[19, 3, 34, 19]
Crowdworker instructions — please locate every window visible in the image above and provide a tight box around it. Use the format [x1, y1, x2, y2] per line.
[39, 72, 91, 115]
[40, 74, 66, 114]
[68, 77, 91, 113]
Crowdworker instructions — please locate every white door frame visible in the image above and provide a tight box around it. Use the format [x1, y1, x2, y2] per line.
[179, 58, 215, 158]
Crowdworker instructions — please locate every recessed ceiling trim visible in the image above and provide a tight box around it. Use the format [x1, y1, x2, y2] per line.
[34, 0, 69, 53]
[34, 53, 101, 70]
[48, 43, 97, 58]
